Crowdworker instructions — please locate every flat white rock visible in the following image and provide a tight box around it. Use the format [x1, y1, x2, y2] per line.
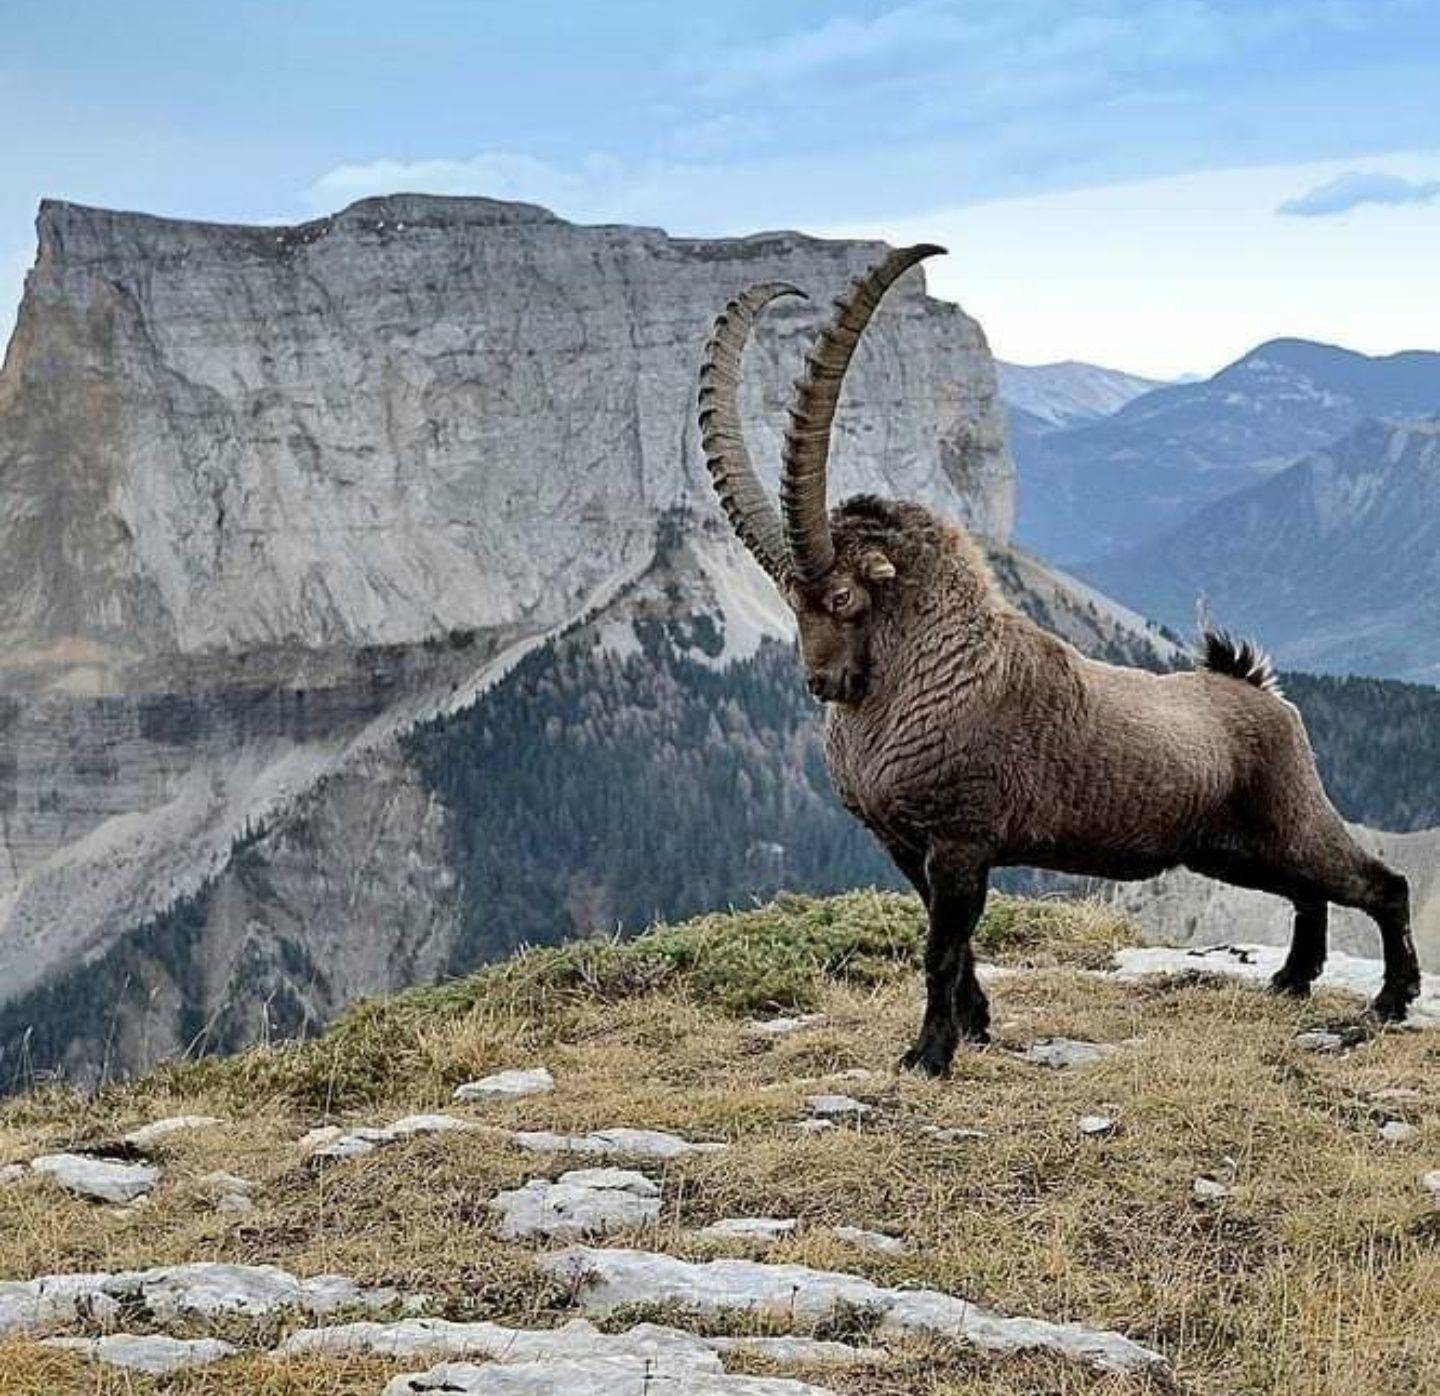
[1110, 944, 1440, 1027]
[1421, 1170, 1440, 1203]
[313, 1113, 474, 1161]
[383, 1354, 837, 1395]
[4, 1265, 412, 1338]
[123, 1115, 223, 1148]
[289, 1316, 712, 1364]
[748, 1015, 826, 1038]
[831, 1226, 904, 1255]
[511, 1127, 725, 1159]
[29, 1153, 159, 1204]
[1078, 1115, 1116, 1137]
[488, 1175, 660, 1240]
[454, 1067, 555, 1102]
[788, 1119, 836, 1136]
[199, 1169, 256, 1194]
[1191, 1177, 1230, 1203]
[700, 1218, 798, 1244]
[1017, 1039, 1116, 1069]
[217, 1192, 255, 1213]
[540, 1247, 1164, 1374]
[0, 1274, 121, 1336]
[0, 1163, 27, 1184]
[804, 1095, 872, 1120]
[556, 1167, 659, 1196]
[919, 1126, 988, 1142]
[1379, 1120, 1417, 1144]
[43, 1334, 236, 1374]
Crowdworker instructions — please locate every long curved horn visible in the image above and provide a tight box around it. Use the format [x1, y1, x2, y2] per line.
[698, 282, 807, 586]
[780, 244, 946, 581]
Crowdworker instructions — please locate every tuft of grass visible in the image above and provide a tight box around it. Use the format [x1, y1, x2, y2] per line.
[132, 891, 1132, 1113]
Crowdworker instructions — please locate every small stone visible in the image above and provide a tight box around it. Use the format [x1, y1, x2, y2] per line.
[454, 1067, 555, 1102]
[1294, 1030, 1345, 1053]
[1420, 1170, 1440, 1203]
[123, 1116, 223, 1149]
[1191, 1177, 1229, 1203]
[1019, 1039, 1116, 1069]
[1370, 1087, 1422, 1103]
[919, 1125, 988, 1142]
[30, 1154, 159, 1205]
[556, 1168, 659, 1197]
[199, 1170, 256, 1195]
[217, 1193, 255, 1214]
[510, 1127, 724, 1159]
[748, 1014, 826, 1037]
[831, 1226, 905, 1255]
[789, 1119, 836, 1135]
[488, 1177, 660, 1241]
[1379, 1120, 1417, 1144]
[699, 1218, 798, 1244]
[805, 1094, 872, 1120]
[1077, 1115, 1116, 1137]
[299, 1126, 344, 1149]
[0, 1163, 27, 1185]
[42, 1334, 236, 1375]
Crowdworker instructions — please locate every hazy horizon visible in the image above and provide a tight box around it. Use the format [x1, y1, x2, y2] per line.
[4, 1, 1439, 377]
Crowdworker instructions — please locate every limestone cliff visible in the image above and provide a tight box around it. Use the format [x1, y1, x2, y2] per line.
[0, 195, 1020, 1081]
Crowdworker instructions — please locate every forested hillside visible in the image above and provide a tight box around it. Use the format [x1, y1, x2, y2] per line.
[406, 623, 1440, 967]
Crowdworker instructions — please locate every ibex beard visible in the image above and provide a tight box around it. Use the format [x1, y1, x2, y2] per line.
[697, 246, 1422, 1077]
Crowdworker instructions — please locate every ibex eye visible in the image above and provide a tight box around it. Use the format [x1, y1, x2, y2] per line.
[831, 589, 852, 612]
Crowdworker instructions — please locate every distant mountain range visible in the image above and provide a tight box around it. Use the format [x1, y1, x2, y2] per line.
[1082, 417, 1440, 684]
[1011, 339, 1440, 564]
[997, 359, 1164, 431]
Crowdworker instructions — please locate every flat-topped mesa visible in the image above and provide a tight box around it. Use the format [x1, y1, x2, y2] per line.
[2, 193, 1010, 683]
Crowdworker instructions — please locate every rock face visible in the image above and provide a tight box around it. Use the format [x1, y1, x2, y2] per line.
[2, 195, 1010, 669]
[0, 194, 1020, 1085]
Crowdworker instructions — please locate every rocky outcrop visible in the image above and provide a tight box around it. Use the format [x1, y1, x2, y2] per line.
[1, 194, 1010, 674]
[0, 195, 1022, 1083]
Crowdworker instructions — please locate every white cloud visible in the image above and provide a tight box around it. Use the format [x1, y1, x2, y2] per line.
[306, 153, 628, 219]
[1277, 170, 1440, 217]
[818, 151, 1440, 378]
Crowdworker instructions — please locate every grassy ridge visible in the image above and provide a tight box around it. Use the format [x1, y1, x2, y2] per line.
[0, 893, 1434, 1396]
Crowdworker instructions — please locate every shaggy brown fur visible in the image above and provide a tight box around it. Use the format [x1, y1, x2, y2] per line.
[810, 496, 1421, 1073]
[698, 249, 1422, 1076]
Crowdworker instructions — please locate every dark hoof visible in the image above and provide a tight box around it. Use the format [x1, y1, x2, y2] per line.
[1268, 968, 1315, 999]
[1367, 983, 1419, 1024]
[900, 1041, 954, 1078]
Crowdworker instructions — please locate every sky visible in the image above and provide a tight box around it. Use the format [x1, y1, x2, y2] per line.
[2, 0, 1438, 377]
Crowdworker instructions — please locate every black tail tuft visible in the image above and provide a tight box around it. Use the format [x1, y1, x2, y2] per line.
[1200, 629, 1283, 698]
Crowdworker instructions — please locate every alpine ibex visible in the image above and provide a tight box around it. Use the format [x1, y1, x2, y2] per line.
[697, 245, 1422, 1075]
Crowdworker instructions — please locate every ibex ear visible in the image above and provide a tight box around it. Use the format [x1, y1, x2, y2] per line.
[861, 551, 896, 582]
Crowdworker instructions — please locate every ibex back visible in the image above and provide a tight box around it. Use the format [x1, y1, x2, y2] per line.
[696, 247, 1421, 1076]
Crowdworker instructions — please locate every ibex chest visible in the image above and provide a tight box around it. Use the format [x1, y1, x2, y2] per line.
[823, 703, 965, 837]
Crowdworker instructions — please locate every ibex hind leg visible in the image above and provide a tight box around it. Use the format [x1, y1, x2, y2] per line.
[1297, 846, 1420, 1022]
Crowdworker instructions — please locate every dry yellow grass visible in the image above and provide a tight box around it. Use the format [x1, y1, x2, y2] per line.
[0, 891, 1435, 1395]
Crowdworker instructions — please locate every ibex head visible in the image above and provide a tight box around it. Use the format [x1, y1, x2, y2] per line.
[697, 244, 945, 703]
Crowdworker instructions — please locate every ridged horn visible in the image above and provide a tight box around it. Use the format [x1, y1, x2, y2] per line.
[698, 282, 807, 587]
[780, 244, 946, 580]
